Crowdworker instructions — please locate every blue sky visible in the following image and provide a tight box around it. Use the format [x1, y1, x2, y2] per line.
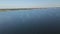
[0, 0, 60, 8]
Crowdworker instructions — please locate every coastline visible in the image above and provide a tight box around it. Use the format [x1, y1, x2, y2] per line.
[0, 7, 60, 11]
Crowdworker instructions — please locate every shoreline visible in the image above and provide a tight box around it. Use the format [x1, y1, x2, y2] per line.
[0, 7, 60, 11]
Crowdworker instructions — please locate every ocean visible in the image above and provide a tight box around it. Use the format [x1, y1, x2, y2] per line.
[0, 8, 60, 34]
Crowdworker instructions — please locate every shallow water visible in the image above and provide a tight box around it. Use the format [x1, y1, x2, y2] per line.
[0, 8, 60, 34]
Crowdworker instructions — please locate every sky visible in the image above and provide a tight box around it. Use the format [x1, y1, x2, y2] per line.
[0, 0, 60, 8]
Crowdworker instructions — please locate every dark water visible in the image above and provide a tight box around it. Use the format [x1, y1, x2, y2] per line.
[0, 8, 60, 34]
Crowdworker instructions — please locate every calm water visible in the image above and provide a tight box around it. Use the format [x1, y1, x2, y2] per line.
[0, 8, 60, 34]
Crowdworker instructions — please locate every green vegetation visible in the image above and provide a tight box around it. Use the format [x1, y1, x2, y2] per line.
[0, 8, 34, 12]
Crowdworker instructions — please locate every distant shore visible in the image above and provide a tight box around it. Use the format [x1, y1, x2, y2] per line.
[0, 7, 60, 11]
[0, 8, 41, 11]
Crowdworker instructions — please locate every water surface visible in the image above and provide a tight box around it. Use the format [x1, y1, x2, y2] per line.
[0, 8, 60, 34]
